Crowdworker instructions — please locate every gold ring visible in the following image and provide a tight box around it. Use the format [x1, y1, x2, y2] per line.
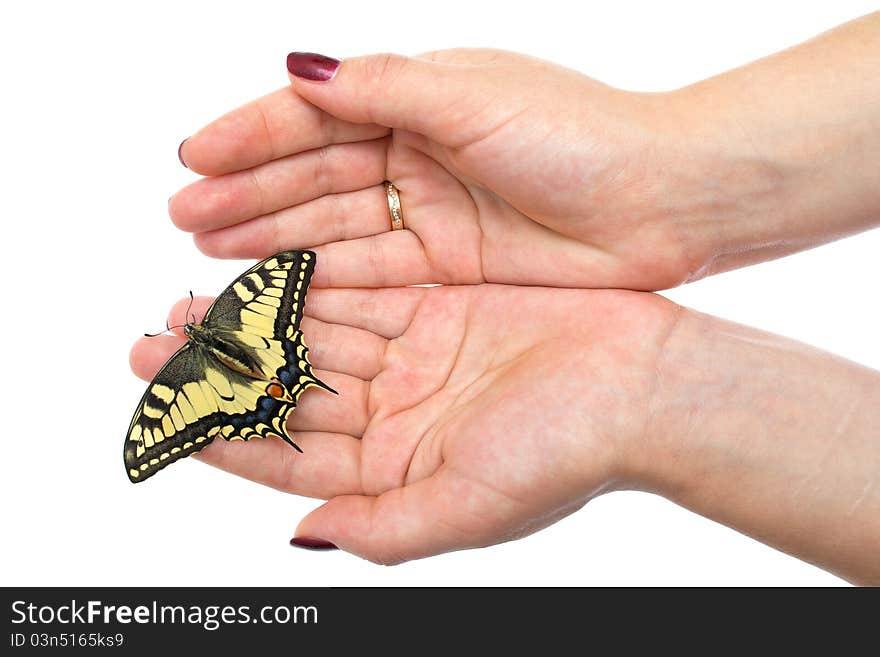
[384, 181, 404, 231]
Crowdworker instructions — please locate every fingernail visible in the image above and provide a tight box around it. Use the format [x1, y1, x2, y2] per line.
[177, 138, 189, 168]
[286, 52, 340, 82]
[290, 536, 338, 550]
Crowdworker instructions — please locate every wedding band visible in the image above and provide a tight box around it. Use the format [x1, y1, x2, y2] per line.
[385, 181, 404, 231]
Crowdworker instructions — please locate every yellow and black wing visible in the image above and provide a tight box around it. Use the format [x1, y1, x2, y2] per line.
[124, 250, 330, 483]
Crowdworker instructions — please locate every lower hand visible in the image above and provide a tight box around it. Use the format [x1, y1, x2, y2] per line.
[130, 284, 679, 562]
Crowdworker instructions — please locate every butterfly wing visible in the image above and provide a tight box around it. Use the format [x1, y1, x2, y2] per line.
[124, 250, 331, 483]
[203, 250, 313, 339]
[124, 343, 221, 481]
[201, 250, 332, 433]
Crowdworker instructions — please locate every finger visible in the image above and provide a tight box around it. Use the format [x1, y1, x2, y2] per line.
[293, 467, 496, 564]
[130, 334, 187, 380]
[170, 138, 388, 233]
[304, 287, 428, 339]
[194, 431, 362, 500]
[193, 186, 392, 258]
[308, 231, 436, 288]
[299, 317, 386, 380]
[168, 296, 214, 333]
[178, 85, 389, 176]
[287, 369, 370, 438]
[287, 52, 507, 146]
[416, 48, 514, 66]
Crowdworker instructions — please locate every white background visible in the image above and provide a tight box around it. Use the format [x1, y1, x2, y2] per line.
[0, 0, 877, 586]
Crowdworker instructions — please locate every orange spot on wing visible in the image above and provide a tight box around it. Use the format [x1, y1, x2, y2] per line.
[266, 382, 285, 399]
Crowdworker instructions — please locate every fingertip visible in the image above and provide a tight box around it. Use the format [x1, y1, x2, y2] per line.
[129, 336, 150, 377]
[183, 104, 281, 176]
[177, 138, 190, 168]
[168, 295, 213, 328]
[294, 495, 373, 554]
[192, 231, 221, 258]
[173, 130, 222, 176]
[130, 334, 186, 380]
[192, 229, 264, 260]
[285, 52, 475, 139]
[166, 192, 194, 232]
[290, 537, 338, 550]
[167, 179, 235, 233]
[286, 52, 342, 83]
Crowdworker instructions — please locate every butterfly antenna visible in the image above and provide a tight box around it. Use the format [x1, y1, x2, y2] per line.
[144, 320, 188, 338]
[145, 291, 195, 337]
[186, 290, 196, 325]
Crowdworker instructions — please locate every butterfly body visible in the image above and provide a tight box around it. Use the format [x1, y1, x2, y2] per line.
[183, 322, 267, 380]
[125, 251, 332, 483]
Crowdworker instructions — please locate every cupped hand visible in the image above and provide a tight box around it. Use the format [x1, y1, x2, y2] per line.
[129, 285, 679, 563]
[171, 49, 712, 291]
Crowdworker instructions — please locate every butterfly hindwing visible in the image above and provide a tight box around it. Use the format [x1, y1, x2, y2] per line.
[125, 250, 331, 483]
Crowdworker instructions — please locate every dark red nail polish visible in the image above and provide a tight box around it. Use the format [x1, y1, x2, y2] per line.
[177, 138, 189, 168]
[290, 536, 338, 550]
[286, 52, 340, 82]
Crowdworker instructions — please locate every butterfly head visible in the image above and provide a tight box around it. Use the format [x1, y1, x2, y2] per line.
[183, 322, 208, 344]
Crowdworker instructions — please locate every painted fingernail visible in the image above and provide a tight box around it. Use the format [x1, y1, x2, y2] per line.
[290, 536, 338, 550]
[286, 52, 340, 82]
[177, 138, 189, 168]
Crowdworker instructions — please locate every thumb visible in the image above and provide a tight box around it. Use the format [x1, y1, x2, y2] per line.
[290, 467, 487, 565]
[285, 51, 493, 143]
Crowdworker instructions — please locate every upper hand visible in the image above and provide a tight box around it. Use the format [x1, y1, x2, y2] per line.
[170, 49, 704, 291]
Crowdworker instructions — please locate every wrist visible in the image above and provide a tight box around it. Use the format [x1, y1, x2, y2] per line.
[605, 87, 801, 286]
[658, 13, 880, 281]
[652, 86, 815, 282]
[626, 306, 880, 583]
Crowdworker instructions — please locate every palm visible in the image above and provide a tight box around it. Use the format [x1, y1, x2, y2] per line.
[384, 132, 689, 290]
[171, 50, 693, 292]
[131, 285, 677, 561]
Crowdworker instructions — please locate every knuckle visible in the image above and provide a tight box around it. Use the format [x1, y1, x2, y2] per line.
[358, 54, 411, 124]
[366, 52, 408, 85]
[251, 98, 276, 162]
[366, 239, 387, 287]
[363, 546, 405, 567]
[312, 145, 333, 193]
[329, 194, 349, 241]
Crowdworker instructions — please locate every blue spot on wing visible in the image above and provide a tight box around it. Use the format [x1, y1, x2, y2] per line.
[223, 338, 308, 436]
[230, 402, 278, 431]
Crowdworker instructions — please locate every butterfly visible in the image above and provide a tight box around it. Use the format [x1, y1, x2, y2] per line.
[124, 250, 334, 483]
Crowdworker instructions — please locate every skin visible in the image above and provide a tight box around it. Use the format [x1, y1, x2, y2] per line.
[172, 14, 880, 290]
[132, 287, 678, 565]
[130, 287, 880, 583]
[132, 12, 880, 581]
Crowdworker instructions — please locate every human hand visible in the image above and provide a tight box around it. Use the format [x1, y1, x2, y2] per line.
[130, 285, 680, 562]
[129, 281, 880, 579]
[172, 13, 880, 292]
[170, 49, 706, 291]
